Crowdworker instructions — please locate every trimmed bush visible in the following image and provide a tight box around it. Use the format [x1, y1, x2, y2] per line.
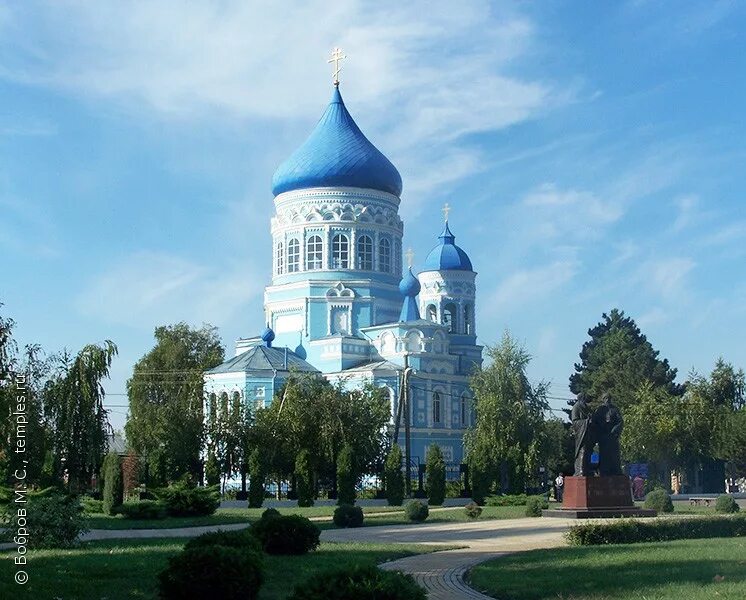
[261, 507, 281, 520]
[159, 544, 264, 600]
[251, 514, 320, 555]
[102, 452, 123, 516]
[117, 500, 167, 520]
[288, 564, 426, 600]
[185, 529, 261, 553]
[425, 444, 446, 506]
[565, 514, 746, 546]
[404, 499, 429, 522]
[486, 494, 534, 506]
[525, 496, 547, 517]
[333, 504, 364, 528]
[643, 488, 673, 513]
[18, 493, 88, 549]
[464, 501, 483, 519]
[80, 495, 103, 514]
[295, 449, 314, 508]
[247, 448, 265, 509]
[384, 444, 405, 506]
[715, 495, 740, 514]
[336, 445, 356, 506]
[157, 482, 220, 517]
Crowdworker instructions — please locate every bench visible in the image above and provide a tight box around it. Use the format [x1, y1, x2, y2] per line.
[689, 497, 715, 507]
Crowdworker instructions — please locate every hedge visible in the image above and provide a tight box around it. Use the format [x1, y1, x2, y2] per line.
[287, 564, 426, 600]
[565, 514, 746, 546]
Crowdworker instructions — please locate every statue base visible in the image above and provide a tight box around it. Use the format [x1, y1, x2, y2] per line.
[543, 475, 657, 519]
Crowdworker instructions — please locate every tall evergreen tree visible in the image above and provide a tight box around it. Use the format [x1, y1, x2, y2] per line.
[384, 444, 404, 506]
[569, 309, 683, 411]
[425, 444, 446, 506]
[125, 323, 224, 485]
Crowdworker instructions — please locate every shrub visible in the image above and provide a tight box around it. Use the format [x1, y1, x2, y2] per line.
[425, 444, 446, 506]
[295, 449, 314, 508]
[565, 514, 746, 546]
[715, 495, 740, 514]
[643, 488, 673, 513]
[287, 564, 426, 600]
[261, 507, 281, 520]
[333, 504, 364, 528]
[468, 449, 493, 506]
[185, 529, 261, 553]
[159, 544, 264, 600]
[464, 501, 483, 519]
[157, 482, 220, 517]
[248, 448, 265, 509]
[405, 499, 429, 522]
[486, 494, 530, 506]
[118, 500, 167, 520]
[525, 496, 547, 517]
[80, 495, 104, 514]
[384, 444, 405, 506]
[102, 452, 123, 515]
[337, 445, 356, 506]
[251, 514, 320, 555]
[18, 493, 88, 548]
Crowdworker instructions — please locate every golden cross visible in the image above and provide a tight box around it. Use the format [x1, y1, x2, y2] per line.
[327, 47, 346, 86]
[405, 248, 415, 268]
[442, 203, 451, 222]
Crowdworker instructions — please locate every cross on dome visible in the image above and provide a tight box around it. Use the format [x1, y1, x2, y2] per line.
[442, 203, 451, 222]
[405, 247, 415, 268]
[327, 47, 346, 86]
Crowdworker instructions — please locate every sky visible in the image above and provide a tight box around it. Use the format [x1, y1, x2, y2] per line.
[2, 1, 745, 431]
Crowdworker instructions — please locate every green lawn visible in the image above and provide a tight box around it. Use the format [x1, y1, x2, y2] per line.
[468, 537, 746, 600]
[0, 538, 445, 599]
[85, 507, 253, 530]
[244, 504, 404, 519]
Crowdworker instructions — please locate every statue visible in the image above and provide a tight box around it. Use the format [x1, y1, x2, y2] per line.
[593, 393, 624, 476]
[571, 393, 594, 476]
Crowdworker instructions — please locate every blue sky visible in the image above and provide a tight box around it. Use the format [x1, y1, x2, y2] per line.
[2, 1, 745, 430]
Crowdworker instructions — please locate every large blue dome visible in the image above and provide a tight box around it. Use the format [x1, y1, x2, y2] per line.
[271, 86, 402, 197]
[423, 222, 473, 272]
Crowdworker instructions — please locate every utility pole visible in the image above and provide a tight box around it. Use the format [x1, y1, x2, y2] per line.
[403, 354, 412, 497]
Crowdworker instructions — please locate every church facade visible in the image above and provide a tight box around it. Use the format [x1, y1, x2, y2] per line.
[204, 81, 482, 467]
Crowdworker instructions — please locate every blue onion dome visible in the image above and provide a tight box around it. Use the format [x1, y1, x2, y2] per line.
[261, 326, 276, 346]
[271, 86, 403, 197]
[423, 222, 473, 271]
[399, 268, 421, 297]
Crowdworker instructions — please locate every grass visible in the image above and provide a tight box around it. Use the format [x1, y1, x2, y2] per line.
[0, 537, 447, 599]
[468, 537, 746, 600]
[85, 507, 253, 530]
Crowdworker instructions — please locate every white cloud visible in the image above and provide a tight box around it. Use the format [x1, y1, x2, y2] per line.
[637, 257, 695, 300]
[486, 259, 579, 314]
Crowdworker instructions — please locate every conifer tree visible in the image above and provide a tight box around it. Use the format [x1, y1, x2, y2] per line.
[384, 444, 404, 506]
[336, 444, 356, 505]
[425, 444, 446, 506]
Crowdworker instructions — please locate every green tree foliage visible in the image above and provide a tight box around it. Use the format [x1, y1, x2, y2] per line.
[102, 451, 123, 515]
[336, 444, 356, 505]
[465, 332, 549, 494]
[384, 444, 404, 506]
[44, 341, 118, 492]
[569, 309, 682, 411]
[295, 449, 314, 507]
[204, 452, 220, 487]
[425, 444, 446, 506]
[542, 417, 574, 477]
[247, 448, 265, 509]
[125, 323, 224, 485]
[467, 446, 492, 505]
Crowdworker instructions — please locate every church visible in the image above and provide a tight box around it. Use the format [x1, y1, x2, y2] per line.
[204, 56, 483, 468]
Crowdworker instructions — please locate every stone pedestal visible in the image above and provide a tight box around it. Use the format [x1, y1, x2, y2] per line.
[543, 475, 657, 519]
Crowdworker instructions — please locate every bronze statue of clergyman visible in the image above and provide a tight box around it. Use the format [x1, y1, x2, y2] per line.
[571, 393, 594, 476]
[593, 393, 624, 476]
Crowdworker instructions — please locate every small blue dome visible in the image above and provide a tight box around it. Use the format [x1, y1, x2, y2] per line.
[423, 222, 473, 272]
[399, 268, 421, 297]
[261, 326, 276, 346]
[271, 86, 403, 197]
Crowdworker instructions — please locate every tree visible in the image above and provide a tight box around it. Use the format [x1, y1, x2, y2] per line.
[204, 452, 220, 487]
[122, 452, 140, 500]
[425, 444, 446, 506]
[384, 444, 404, 506]
[45, 341, 118, 492]
[464, 332, 549, 494]
[542, 417, 574, 477]
[569, 309, 682, 411]
[336, 445, 356, 505]
[125, 323, 224, 485]
[102, 451, 123, 515]
[247, 448, 265, 509]
[467, 446, 492, 505]
[295, 449, 314, 507]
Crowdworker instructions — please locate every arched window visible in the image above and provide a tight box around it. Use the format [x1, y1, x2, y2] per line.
[463, 304, 472, 334]
[460, 394, 470, 427]
[306, 235, 323, 270]
[378, 238, 391, 272]
[405, 330, 422, 352]
[276, 242, 284, 275]
[357, 235, 373, 270]
[432, 392, 441, 424]
[287, 239, 300, 272]
[426, 304, 437, 321]
[443, 303, 457, 333]
[332, 234, 349, 269]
